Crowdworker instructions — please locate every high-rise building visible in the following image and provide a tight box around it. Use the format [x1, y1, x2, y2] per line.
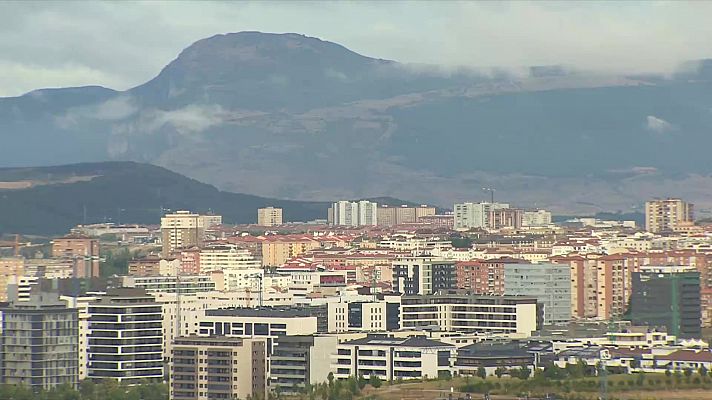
[51, 235, 100, 278]
[645, 198, 694, 233]
[504, 263, 572, 325]
[87, 288, 164, 384]
[329, 201, 378, 226]
[453, 202, 509, 230]
[629, 266, 701, 338]
[161, 211, 205, 257]
[170, 336, 267, 400]
[0, 292, 79, 391]
[257, 207, 283, 226]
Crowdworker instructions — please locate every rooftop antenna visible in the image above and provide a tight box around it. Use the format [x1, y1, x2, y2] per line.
[482, 187, 496, 203]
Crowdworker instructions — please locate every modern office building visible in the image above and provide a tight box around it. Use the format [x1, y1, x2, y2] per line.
[329, 200, 378, 226]
[0, 292, 79, 391]
[170, 336, 267, 400]
[270, 335, 338, 394]
[400, 290, 540, 335]
[51, 235, 101, 278]
[488, 208, 524, 230]
[504, 263, 572, 325]
[453, 202, 509, 230]
[629, 266, 701, 338]
[333, 335, 455, 381]
[161, 211, 205, 257]
[392, 256, 456, 295]
[87, 288, 164, 384]
[257, 207, 283, 226]
[645, 198, 694, 233]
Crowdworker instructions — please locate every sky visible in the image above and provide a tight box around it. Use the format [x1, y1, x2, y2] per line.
[1, 1, 711, 97]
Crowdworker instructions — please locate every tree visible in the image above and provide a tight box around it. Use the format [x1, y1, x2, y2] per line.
[369, 375, 382, 388]
[477, 367, 487, 380]
[495, 367, 507, 379]
[327, 372, 335, 388]
[684, 367, 694, 381]
[518, 366, 531, 380]
[629, 359, 640, 370]
[699, 365, 708, 379]
[357, 374, 367, 390]
[665, 368, 672, 377]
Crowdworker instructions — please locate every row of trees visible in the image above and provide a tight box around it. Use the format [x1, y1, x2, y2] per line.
[0, 381, 168, 400]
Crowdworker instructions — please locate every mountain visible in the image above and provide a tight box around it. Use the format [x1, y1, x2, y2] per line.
[0, 162, 331, 235]
[3, 32, 712, 215]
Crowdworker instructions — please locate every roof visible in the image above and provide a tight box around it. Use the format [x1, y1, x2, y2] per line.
[205, 307, 315, 318]
[458, 342, 532, 359]
[341, 335, 453, 348]
[657, 349, 712, 363]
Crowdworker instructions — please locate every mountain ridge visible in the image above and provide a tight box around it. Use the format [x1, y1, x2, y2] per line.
[3, 31, 712, 214]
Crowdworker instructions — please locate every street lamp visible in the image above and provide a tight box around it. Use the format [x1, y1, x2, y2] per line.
[482, 187, 496, 203]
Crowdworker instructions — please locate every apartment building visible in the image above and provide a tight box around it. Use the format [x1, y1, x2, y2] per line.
[199, 244, 261, 272]
[329, 200, 378, 226]
[504, 263, 572, 325]
[121, 275, 217, 294]
[376, 205, 436, 226]
[257, 207, 283, 226]
[61, 295, 98, 380]
[327, 300, 401, 333]
[629, 266, 701, 338]
[488, 208, 523, 230]
[87, 288, 164, 384]
[262, 236, 320, 267]
[170, 336, 267, 400]
[128, 256, 180, 277]
[454, 259, 512, 295]
[645, 198, 694, 233]
[161, 211, 205, 257]
[392, 256, 457, 295]
[0, 292, 79, 391]
[0, 257, 24, 301]
[270, 335, 338, 394]
[400, 291, 540, 336]
[522, 210, 553, 227]
[454, 202, 509, 230]
[198, 308, 318, 352]
[51, 235, 100, 278]
[333, 335, 455, 381]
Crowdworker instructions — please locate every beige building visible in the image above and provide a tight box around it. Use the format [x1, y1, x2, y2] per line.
[377, 205, 436, 226]
[170, 336, 267, 400]
[645, 198, 694, 233]
[51, 235, 100, 278]
[257, 207, 283, 226]
[0, 257, 24, 302]
[262, 238, 320, 267]
[161, 211, 205, 257]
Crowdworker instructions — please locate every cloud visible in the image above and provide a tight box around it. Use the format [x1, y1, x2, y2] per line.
[55, 96, 138, 129]
[645, 115, 674, 134]
[148, 105, 226, 135]
[2, 2, 712, 96]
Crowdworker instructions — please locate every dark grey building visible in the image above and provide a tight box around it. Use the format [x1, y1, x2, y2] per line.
[0, 292, 79, 391]
[629, 266, 701, 338]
